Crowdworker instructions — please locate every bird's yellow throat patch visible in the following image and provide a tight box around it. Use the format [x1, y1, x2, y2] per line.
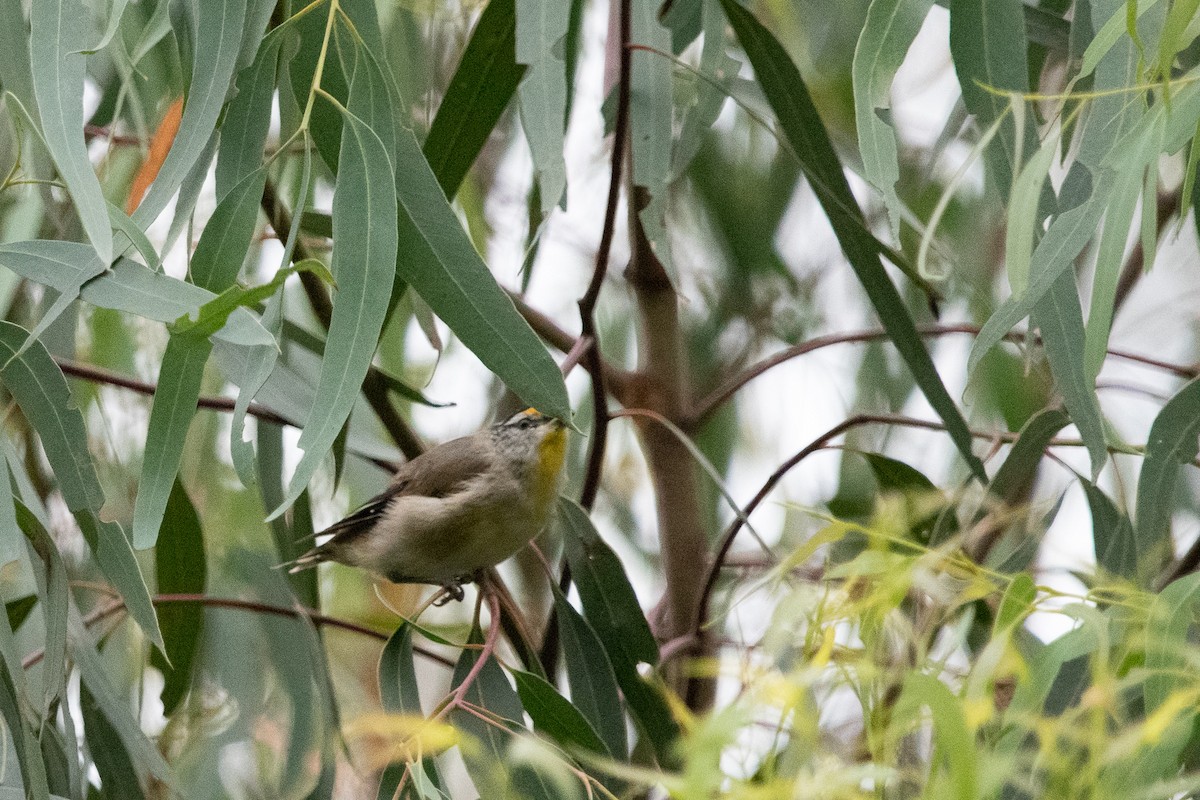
[534, 426, 567, 511]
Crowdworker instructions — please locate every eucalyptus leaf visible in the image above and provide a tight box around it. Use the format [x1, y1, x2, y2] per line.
[719, 0, 986, 481]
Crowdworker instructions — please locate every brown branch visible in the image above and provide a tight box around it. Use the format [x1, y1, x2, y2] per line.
[56, 357, 294, 426]
[691, 411, 1194, 639]
[22, 593, 455, 670]
[55, 356, 398, 473]
[507, 289, 634, 402]
[538, 0, 634, 678]
[691, 322, 1200, 425]
[260, 178, 424, 460]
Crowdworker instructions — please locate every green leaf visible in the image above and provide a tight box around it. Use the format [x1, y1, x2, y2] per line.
[30, 0, 113, 264]
[948, 0, 1034, 198]
[216, 35, 280, 200]
[377, 624, 446, 800]
[0, 323, 163, 649]
[5, 595, 37, 633]
[68, 604, 172, 783]
[0, 240, 108, 348]
[188, 167, 268, 293]
[1032, 270, 1108, 477]
[516, 0, 570, 213]
[450, 626, 556, 800]
[132, 335, 213, 549]
[1082, 480, 1137, 580]
[81, 682, 146, 800]
[14, 503, 69, 718]
[670, 0, 738, 180]
[131, 0, 249, 226]
[0, 598, 49, 799]
[719, 0, 986, 482]
[512, 669, 609, 756]
[271, 65, 399, 518]
[852, 0, 936, 239]
[32, 255, 272, 348]
[891, 673, 976, 797]
[1005, 129, 1059, 295]
[0, 449, 20, 568]
[394, 137, 569, 422]
[629, 0, 675, 275]
[1136, 375, 1200, 579]
[994, 573, 1036, 632]
[151, 480, 206, 716]
[988, 407, 1070, 505]
[423, 0, 524, 198]
[552, 587, 628, 761]
[558, 498, 679, 764]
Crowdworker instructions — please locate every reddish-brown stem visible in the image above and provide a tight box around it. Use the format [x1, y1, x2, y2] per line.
[21, 593, 454, 670]
[691, 411, 1197, 638]
[434, 586, 502, 720]
[539, 0, 634, 678]
[57, 357, 293, 425]
[690, 322, 1200, 425]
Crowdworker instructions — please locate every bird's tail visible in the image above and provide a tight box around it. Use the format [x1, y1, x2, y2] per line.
[281, 544, 326, 574]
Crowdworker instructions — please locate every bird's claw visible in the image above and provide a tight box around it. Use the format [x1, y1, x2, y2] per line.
[433, 577, 470, 606]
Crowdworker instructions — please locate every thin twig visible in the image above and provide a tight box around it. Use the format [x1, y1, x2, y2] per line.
[56, 357, 294, 425]
[691, 411, 1196, 638]
[538, 0, 634, 678]
[690, 322, 1200, 425]
[54, 356, 398, 473]
[21, 592, 454, 670]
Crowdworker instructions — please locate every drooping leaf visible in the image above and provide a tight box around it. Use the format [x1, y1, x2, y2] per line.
[449, 626, 556, 800]
[1032, 270, 1108, 477]
[30, 0, 113, 264]
[377, 624, 446, 799]
[14, 503, 69, 718]
[629, 0, 675, 275]
[516, 0, 570, 212]
[719, 0, 986, 481]
[853, 0, 936, 238]
[552, 586, 628, 761]
[1082, 480, 1137, 580]
[272, 58, 399, 518]
[558, 498, 679, 764]
[948, 0, 1035, 199]
[151, 480, 206, 716]
[132, 335, 213, 549]
[68, 603, 172, 783]
[0, 323, 163, 649]
[131, 0, 248, 225]
[1136, 376, 1200, 579]
[422, 0, 525, 199]
[513, 669, 609, 756]
[81, 682, 146, 800]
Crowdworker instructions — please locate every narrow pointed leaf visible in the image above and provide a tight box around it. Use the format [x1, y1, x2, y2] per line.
[0, 323, 163, 648]
[30, 0, 112, 263]
[151, 480, 206, 715]
[273, 80, 398, 517]
[719, 0, 985, 481]
[424, 0, 526, 198]
[132, 0, 248, 225]
[516, 0, 570, 212]
[853, 0, 936, 238]
[552, 588, 628, 761]
[1136, 376, 1200, 578]
[512, 669, 609, 756]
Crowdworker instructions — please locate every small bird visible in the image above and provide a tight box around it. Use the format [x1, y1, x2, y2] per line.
[288, 408, 567, 598]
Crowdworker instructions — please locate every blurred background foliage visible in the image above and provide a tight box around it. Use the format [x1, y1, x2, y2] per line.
[4, 0, 1200, 798]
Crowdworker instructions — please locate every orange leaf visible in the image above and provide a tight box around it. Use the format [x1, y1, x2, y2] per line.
[126, 98, 183, 215]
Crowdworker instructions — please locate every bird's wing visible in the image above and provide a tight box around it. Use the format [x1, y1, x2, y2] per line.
[314, 435, 494, 545]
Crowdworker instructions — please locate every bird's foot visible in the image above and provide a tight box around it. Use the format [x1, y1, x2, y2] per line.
[432, 576, 472, 606]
